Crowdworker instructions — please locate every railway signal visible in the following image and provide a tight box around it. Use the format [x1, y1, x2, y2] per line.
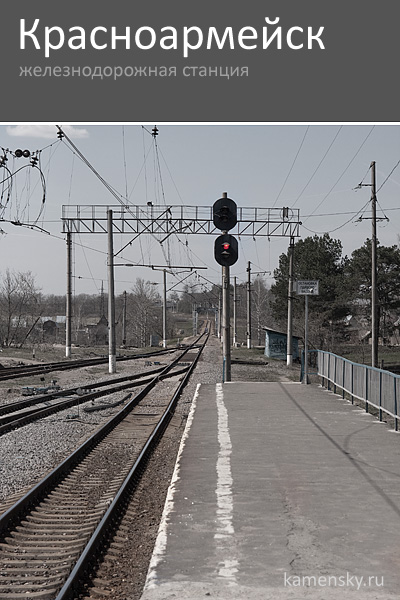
[214, 233, 238, 267]
[63, 189, 301, 371]
[213, 196, 237, 231]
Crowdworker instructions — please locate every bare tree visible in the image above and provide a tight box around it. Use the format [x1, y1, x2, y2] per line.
[252, 275, 272, 345]
[127, 279, 162, 347]
[0, 270, 41, 347]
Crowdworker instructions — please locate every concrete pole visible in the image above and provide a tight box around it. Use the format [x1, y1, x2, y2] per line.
[303, 294, 309, 384]
[107, 209, 117, 374]
[286, 237, 294, 366]
[66, 230, 72, 358]
[371, 161, 378, 368]
[122, 290, 127, 346]
[247, 261, 252, 349]
[222, 265, 231, 381]
[218, 292, 221, 339]
[233, 276, 237, 347]
[192, 303, 198, 336]
[162, 269, 167, 348]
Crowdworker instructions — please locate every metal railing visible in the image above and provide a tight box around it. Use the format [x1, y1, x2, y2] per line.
[312, 349, 399, 431]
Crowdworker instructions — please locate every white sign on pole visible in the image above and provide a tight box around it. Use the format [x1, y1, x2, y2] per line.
[296, 280, 319, 295]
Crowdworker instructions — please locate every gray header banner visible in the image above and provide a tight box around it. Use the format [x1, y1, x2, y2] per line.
[1, 1, 399, 122]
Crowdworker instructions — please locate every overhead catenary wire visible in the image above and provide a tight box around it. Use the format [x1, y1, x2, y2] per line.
[57, 125, 171, 267]
[157, 145, 185, 206]
[0, 139, 61, 225]
[153, 131, 173, 266]
[5, 124, 400, 301]
[76, 232, 100, 294]
[292, 126, 343, 208]
[122, 126, 129, 203]
[58, 127, 203, 284]
[57, 126, 126, 203]
[272, 126, 310, 208]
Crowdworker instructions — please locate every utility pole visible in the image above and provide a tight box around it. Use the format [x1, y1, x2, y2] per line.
[192, 302, 198, 336]
[247, 261, 252, 349]
[66, 230, 72, 358]
[162, 269, 167, 348]
[371, 161, 378, 368]
[218, 292, 221, 339]
[222, 265, 231, 381]
[286, 237, 295, 366]
[122, 290, 127, 346]
[233, 276, 237, 347]
[107, 209, 117, 374]
[303, 294, 309, 384]
[100, 281, 105, 317]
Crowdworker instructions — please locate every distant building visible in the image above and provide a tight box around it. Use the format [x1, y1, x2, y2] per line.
[84, 315, 108, 346]
[40, 316, 66, 342]
[264, 327, 300, 361]
[150, 334, 160, 347]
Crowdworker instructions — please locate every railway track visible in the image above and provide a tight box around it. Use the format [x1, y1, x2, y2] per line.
[0, 361, 190, 436]
[0, 347, 177, 382]
[0, 333, 207, 600]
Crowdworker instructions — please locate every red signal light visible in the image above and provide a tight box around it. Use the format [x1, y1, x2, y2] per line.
[215, 234, 238, 266]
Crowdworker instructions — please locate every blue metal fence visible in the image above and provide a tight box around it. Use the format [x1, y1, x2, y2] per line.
[311, 349, 399, 431]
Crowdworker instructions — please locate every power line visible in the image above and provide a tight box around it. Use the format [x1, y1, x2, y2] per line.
[301, 199, 371, 235]
[303, 125, 375, 222]
[292, 126, 342, 208]
[377, 158, 400, 193]
[272, 126, 310, 208]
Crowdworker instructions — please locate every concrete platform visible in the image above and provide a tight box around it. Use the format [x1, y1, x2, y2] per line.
[140, 382, 400, 599]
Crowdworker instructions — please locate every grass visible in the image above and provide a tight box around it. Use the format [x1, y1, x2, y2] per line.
[336, 344, 400, 368]
[231, 346, 266, 361]
[0, 343, 171, 366]
[230, 345, 300, 382]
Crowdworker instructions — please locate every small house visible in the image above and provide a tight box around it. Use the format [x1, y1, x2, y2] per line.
[264, 327, 300, 361]
[40, 316, 66, 342]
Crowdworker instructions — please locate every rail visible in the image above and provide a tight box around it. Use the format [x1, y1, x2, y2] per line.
[0, 333, 206, 533]
[0, 332, 208, 600]
[312, 349, 400, 431]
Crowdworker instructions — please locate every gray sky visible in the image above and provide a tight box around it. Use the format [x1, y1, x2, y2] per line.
[1, 124, 399, 298]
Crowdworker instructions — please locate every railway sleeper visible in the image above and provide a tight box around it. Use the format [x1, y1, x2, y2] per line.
[46, 491, 101, 501]
[0, 587, 63, 600]
[18, 522, 96, 534]
[8, 529, 93, 541]
[0, 541, 83, 553]
[24, 514, 100, 525]
[37, 503, 95, 513]
[0, 577, 65, 590]
[0, 558, 70, 567]
[0, 567, 70, 577]
[4, 541, 84, 560]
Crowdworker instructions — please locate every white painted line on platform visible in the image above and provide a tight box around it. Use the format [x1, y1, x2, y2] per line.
[215, 383, 239, 585]
[143, 383, 202, 590]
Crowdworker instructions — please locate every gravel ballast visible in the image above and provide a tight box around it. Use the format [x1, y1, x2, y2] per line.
[0, 335, 296, 600]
